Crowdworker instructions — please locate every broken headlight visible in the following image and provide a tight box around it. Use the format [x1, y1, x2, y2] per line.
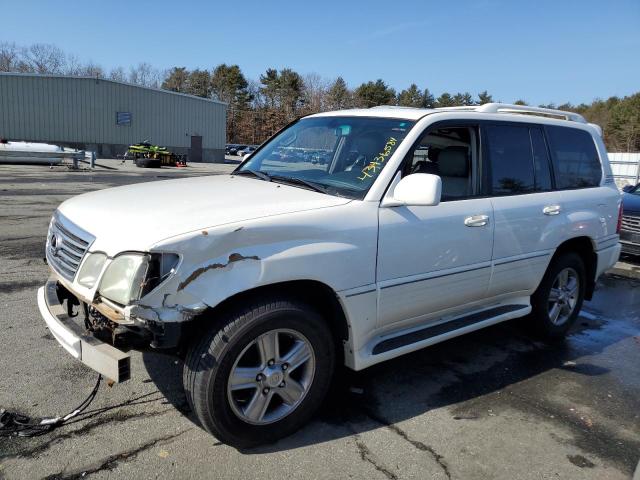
[98, 252, 180, 306]
[77, 252, 107, 288]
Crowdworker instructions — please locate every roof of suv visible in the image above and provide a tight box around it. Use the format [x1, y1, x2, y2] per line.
[310, 107, 429, 120]
[308, 103, 601, 135]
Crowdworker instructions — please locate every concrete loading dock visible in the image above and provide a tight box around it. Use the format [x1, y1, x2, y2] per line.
[0, 73, 227, 163]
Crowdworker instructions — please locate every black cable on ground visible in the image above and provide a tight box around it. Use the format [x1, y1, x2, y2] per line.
[0, 374, 102, 437]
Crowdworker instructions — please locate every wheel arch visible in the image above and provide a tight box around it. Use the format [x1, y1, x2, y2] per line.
[551, 236, 597, 300]
[186, 280, 350, 362]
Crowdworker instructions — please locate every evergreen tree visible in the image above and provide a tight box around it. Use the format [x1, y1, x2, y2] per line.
[162, 67, 189, 93]
[354, 79, 396, 108]
[436, 92, 455, 107]
[326, 77, 351, 110]
[423, 88, 436, 108]
[397, 84, 424, 107]
[478, 90, 493, 105]
[187, 69, 211, 98]
[211, 64, 252, 108]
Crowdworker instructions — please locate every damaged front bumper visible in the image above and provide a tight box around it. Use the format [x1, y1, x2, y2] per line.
[38, 279, 131, 383]
[38, 277, 203, 383]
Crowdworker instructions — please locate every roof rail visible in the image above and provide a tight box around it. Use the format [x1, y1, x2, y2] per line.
[369, 105, 423, 110]
[431, 106, 478, 112]
[475, 103, 588, 123]
[432, 103, 587, 123]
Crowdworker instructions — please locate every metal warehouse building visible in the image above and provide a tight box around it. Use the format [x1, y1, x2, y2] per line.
[0, 73, 227, 162]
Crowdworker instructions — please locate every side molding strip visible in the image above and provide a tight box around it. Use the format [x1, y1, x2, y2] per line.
[372, 304, 525, 355]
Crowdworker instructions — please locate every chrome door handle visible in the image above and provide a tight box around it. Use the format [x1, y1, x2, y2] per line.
[543, 205, 561, 216]
[464, 214, 489, 227]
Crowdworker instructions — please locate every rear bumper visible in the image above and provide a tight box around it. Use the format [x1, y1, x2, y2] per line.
[38, 279, 131, 383]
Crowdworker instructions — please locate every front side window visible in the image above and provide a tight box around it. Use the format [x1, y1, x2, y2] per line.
[237, 116, 415, 199]
[546, 126, 602, 189]
[486, 125, 535, 195]
[404, 126, 477, 201]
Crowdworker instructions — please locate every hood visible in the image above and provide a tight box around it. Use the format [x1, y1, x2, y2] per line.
[622, 190, 640, 215]
[58, 175, 351, 254]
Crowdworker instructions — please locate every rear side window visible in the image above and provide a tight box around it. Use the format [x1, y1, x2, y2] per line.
[546, 126, 602, 189]
[486, 125, 535, 195]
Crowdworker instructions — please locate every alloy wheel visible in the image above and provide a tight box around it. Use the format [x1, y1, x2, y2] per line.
[548, 267, 580, 326]
[226, 328, 316, 425]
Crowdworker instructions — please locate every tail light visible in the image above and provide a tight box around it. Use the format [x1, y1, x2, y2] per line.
[616, 203, 623, 234]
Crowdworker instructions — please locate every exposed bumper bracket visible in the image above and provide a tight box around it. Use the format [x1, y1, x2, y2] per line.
[38, 279, 131, 383]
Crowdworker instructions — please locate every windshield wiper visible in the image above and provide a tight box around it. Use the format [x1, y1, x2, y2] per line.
[234, 169, 272, 182]
[269, 175, 331, 194]
[235, 170, 332, 195]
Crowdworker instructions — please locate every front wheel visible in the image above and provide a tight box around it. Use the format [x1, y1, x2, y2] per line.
[530, 252, 586, 339]
[183, 298, 335, 448]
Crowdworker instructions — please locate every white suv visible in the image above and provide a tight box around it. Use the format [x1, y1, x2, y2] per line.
[39, 103, 622, 447]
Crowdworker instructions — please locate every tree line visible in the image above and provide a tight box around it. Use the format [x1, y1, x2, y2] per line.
[1, 41, 638, 151]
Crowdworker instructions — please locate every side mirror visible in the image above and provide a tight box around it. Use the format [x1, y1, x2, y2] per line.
[622, 184, 634, 193]
[382, 173, 442, 207]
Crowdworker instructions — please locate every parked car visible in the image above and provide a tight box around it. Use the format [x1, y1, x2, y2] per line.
[238, 145, 257, 158]
[620, 183, 640, 255]
[38, 103, 621, 448]
[228, 145, 247, 156]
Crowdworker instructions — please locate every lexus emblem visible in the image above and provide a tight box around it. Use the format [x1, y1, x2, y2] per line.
[50, 234, 59, 256]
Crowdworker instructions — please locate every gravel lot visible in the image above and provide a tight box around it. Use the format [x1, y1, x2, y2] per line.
[0, 161, 639, 480]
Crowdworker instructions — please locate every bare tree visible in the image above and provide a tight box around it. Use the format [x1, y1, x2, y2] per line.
[109, 66, 127, 82]
[0, 42, 25, 72]
[246, 79, 262, 109]
[128, 62, 161, 87]
[302, 72, 330, 113]
[64, 54, 84, 75]
[22, 43, 66, 73]
[81, 61, 104, 77]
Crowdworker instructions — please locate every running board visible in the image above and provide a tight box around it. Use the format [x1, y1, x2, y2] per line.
[372, 305, 527, 355]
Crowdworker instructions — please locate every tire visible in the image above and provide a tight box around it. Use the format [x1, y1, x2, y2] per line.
[135, 158, 161, 168]
[530, 252, 586, 339]
[183, 297, 335, 448]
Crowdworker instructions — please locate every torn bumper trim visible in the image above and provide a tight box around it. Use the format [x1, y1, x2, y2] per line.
[38, 279, 131, 383]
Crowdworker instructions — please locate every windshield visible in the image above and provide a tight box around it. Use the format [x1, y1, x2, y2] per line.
[235, 116, 415, 199]
[629, 184, 640, 195]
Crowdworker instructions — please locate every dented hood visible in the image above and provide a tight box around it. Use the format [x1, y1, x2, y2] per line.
[57, 174, 351, 255]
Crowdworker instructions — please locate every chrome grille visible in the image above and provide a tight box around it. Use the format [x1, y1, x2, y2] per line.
[621, 214, 640, 234]
[46, 212, 95, 281]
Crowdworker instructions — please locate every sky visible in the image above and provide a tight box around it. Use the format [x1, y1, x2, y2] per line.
[1, 0, 639, 106]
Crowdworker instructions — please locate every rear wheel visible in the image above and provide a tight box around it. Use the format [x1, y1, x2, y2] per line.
[183, 298, 335, 448]
[530, 252, 586, 339]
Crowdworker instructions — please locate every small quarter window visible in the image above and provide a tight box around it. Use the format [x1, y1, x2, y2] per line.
[546, 126, 602, 189]
[486, 125, 535, 195]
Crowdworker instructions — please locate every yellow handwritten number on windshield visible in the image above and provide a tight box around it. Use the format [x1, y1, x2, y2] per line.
[357, 137, 397, 181]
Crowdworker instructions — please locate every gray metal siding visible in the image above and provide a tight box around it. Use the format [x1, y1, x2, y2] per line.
[0, 74, 226, 149]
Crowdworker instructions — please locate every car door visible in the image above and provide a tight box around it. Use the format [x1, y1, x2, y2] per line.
[485, 123, 565, 297]
[377, 124, 494, 330]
